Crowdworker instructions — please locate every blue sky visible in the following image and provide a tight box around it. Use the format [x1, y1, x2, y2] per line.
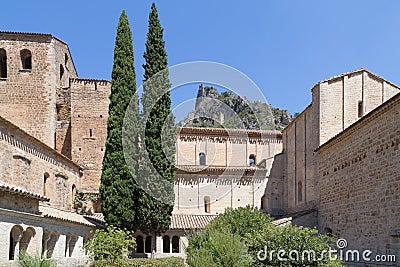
[1, 1, 399, 117]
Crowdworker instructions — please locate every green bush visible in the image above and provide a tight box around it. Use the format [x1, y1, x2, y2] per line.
[90, 257, 185, 267]
[186, 228, 254, 267]
[17, 251, 56, 267]
[186, 206, 343, 267]
[84, 226, 136, 263]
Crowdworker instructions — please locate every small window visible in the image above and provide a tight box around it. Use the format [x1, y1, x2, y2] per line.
[172, 236, 179, 253]
[20, 49, 32, 70]
[64, 53, 68, 66]
[145, 236, 152, 253]
[0, 48, 7, 78]
[358, 100, 363, 118]
[136, 235, 144, 253]
[297, 181, 302, 202]
[249, 154, 256, 166]
[163, 235, 170, 253]
[89, 129, 93, 137]
[60, 65, 64, 81]
[72, 185, 76, 204]
[204, 196, 210, 213]
[324, 227, 333, 237]
[199, 152, 206, 166]
[261, 195, 267, 210]
[43, 173, 49, 196]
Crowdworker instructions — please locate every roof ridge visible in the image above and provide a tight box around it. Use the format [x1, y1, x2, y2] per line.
[0, 31, 67, 45]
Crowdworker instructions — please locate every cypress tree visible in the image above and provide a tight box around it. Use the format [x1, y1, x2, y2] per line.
[100, 11, 140, 231]
[137, 2, 176, 234]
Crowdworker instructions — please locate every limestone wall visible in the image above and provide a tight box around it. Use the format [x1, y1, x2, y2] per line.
[174, 170, 267, 215]
[70, 78, 110, 191]
[318, 93, 400, 261]
[0, 116, 82, 210]
[0, 33, 77, 148]
[176, 128, 282, 168]
[316, 70, 399, 145]
[0, 208, 91, 266]
[282, 106, 318, 213]
[282, 69, 399, 215]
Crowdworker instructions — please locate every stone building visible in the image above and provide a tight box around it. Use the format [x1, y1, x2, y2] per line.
[0, 31, 109, 266]
[280, 68, 400, 265]
[1, 30, 399, 265]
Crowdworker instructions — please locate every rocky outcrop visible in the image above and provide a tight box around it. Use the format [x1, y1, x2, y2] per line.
[178, 85, 293, 130]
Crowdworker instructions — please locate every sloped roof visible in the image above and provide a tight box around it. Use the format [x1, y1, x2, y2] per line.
[39, 205, 96, 227]
[0, 31, 66, 45]
[0, 183, 49, 201]
[170, 214, 218, 230]
[312, 68, 400, 91]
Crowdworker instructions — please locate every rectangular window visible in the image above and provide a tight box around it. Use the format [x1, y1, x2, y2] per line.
[358, 100, 363, 118]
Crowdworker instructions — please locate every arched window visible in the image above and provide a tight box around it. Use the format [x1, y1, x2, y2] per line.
[136, 235, 144, 253]
[46, 231, 59, 258]
[0, 48, 7, 78]
[43, 173, 49, 196]
[261, 195, 267, 210]
[249, 154, 256, 166]
[72, 185, 76, 204]
[199, 152, 206, 166]
[204, 196, 210, 213]
[19, 227, 36, 253]
[64, 53, 68, 66]
[163, 235, 170, 253]
[145, 236, 152, 253]
[172, 236, 180, 253]
[297, 181, 302, 202]
[9, 225, 23, 260]
[20, 49, 32, 70]
[60, 64, 64, 81]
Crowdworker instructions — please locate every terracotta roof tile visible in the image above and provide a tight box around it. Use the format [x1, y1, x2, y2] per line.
[0, 183, 49, 201]
[39, 205, 96, 227]
[170, 214, 218, 230]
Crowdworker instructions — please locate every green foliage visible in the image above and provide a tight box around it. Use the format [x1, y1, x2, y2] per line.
[90, 257, 185, 267]
[99, 10, 140, 230]
[180, 86, 293, 130]
[186, 206, 343, 267]
[137, 2, 175, 234]
[186, 229, 254, 267]
[17, 251, 56, 267]
[73, 189, 99, 214]
[84, 226, 136, 263]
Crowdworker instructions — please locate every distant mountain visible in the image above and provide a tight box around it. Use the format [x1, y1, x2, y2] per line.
[178, 85, 293, 130]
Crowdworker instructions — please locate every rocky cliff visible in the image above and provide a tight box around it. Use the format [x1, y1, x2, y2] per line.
[178, 85, 293, 130]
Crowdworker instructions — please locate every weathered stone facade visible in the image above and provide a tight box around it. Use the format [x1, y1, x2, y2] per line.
[0, 32, 77, 148]
[317, 93, 400, 265]
[175, 127, 283, 215]
[282, 69, 400, 215]
[1, 30, 399, 265]
[0, 32, 105, 266]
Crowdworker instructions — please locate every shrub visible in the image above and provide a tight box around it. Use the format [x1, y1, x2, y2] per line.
[186, 228, 254, 267]
[84, 226, 136, 263]
[186, 206, 343, 267]
[90, 257, 185, 267]
[17, 251, 56, 267]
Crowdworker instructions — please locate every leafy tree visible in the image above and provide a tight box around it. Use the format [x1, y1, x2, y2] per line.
[137, 2, 175, 234]
[83, 226, 136, 263]
[186, 206, 342, 267]
[99, 10, 140, 230]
